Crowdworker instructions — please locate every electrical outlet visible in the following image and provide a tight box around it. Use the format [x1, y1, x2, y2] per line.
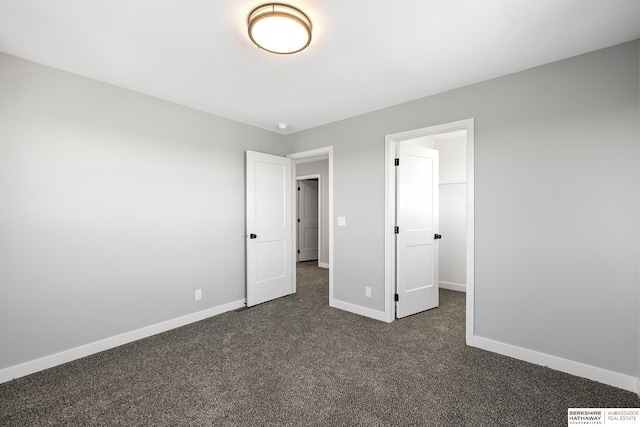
[365, 287, 371, 297]
[195, 289, 202, 301]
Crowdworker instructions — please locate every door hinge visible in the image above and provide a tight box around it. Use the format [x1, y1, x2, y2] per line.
[394, 293, 399, 302]
[297, 250, 300, 254]
[298, 218, 301, 223]
[394, 226, 399, 234]
[434, 234, 442, 239]
[298, 187, 300, 191]
[394, 158, 399, 166]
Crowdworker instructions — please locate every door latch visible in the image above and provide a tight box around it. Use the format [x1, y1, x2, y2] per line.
[434, 234, 442, 239]
[249, 234, 257, 239]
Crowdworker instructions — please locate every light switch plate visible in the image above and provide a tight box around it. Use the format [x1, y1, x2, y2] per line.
[337, 217, 346, 226]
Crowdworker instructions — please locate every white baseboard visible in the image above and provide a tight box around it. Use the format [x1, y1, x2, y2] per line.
[439, 281, 466, 292]
[0, 299, 246, 384]
[330, 298, 389, 323]
[318, 262, 330, 269]
[473, 336, 638, 393]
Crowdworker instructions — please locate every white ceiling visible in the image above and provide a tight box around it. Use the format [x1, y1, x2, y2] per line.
[1, 0, 639, 135]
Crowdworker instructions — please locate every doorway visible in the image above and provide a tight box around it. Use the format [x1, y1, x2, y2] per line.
[245, 147, 333, 307]
[384, 119, 475, 345]
[288, 147, 334, 305]
[296, 177, 320, 263]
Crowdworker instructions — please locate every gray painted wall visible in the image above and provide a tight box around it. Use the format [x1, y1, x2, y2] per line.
[288, 41, 640, 376]
[0, 53, 290, 369]
[295, 159, 329, 266]
[1, 41, 639, 381]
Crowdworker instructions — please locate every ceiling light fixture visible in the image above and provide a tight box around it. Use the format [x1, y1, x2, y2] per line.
[248, 3, 312, 55]
[277, 123, 289, 130]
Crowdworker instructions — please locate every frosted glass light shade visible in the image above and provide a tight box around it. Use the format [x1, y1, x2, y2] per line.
[248, 4, 312, 54]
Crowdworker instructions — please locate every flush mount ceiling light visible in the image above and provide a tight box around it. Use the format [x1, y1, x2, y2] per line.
[248, 3, 312, 54]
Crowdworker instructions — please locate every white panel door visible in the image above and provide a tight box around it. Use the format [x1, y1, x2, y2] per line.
[246, 151, 293, 307]
[396, 144, 439, 318]
[298, 179, 319, 261]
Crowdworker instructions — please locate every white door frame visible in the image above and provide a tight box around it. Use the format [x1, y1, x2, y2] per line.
[296, 174, 322, 265]
[384, 119, 475, 346]
[288, 147, 334, 305]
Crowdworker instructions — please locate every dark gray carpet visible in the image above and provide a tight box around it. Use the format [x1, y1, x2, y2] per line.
[1, 261, 638, 426]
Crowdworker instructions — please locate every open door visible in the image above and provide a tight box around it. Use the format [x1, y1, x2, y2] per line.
[396, 144, 439, 318]
[246, 151, 293, 307]
[297, 179, 319, 261]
